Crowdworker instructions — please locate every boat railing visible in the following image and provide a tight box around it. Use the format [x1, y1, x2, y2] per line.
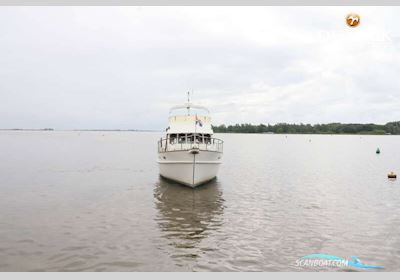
[158, 137, 223, 153]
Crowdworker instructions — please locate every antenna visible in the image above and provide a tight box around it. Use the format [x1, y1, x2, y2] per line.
[186, 91, 190, 116]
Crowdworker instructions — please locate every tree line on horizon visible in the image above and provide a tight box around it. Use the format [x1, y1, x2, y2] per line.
[212, 121, 400, 135]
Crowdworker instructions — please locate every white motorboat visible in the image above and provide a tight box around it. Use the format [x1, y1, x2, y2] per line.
[157, 97, 223, 188]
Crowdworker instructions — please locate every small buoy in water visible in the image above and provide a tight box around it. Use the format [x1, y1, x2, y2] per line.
[376, 148, 380, 154]
[388, 172, 397, 179]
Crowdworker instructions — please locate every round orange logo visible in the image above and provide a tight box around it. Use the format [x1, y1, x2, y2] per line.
[346, 13, 360, 27]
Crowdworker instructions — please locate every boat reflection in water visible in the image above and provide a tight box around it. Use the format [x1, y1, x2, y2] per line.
[153, 177, 225, 262]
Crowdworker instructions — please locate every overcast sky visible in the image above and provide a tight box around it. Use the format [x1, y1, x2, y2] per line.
[1, 6, 400, 130]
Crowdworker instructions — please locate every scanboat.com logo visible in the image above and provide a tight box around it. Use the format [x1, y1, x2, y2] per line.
[296, 254, 384, 269]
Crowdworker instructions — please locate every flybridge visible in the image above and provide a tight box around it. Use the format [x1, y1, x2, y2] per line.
[166, 118, 213, 134]
[166, 103, 213, 135]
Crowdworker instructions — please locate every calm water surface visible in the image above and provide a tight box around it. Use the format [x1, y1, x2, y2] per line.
[0, 131, 399, 271]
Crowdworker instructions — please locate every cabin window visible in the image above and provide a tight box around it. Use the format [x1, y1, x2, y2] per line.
[187, 133, 194, 143]
[178, 134, 186, 143]
[195, 134, 203, 144]
[169, 134, 177, 144]
[180, 134, 209, 144]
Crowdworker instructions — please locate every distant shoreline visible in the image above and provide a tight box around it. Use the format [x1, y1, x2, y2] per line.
[2, 121, 400, 135]
[212, 122, 400, 135]
[1, 129, 400, 136]
[0, 129, 160, 132]
[213, 132, 398, 135]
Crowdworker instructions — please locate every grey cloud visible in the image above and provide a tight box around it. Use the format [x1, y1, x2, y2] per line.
[0, 7, 400, 129]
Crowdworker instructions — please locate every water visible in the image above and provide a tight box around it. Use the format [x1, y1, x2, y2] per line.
[0, 131, 399, 271]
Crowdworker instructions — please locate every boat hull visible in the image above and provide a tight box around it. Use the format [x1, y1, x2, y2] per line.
[157, 150, 222, 188]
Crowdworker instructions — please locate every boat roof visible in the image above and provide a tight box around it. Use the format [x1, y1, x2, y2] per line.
[169, 102, 209, 115]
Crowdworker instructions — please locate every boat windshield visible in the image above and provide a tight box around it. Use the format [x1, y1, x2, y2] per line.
[158, 134, 223, 153]
[168, 133, 212, 145]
